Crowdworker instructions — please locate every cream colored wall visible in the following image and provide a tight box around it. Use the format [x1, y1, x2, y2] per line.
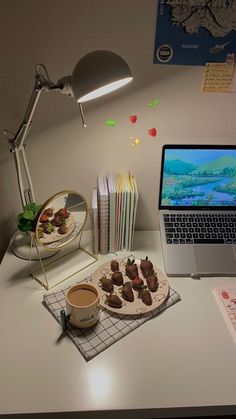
[28, 75, 236, 231]
[1, 0, 236, 261]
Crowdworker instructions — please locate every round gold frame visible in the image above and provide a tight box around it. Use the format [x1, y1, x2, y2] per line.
[35, 190, 88, 251]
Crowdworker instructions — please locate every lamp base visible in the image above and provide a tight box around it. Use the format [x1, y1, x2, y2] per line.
[12, 232, 59, 260]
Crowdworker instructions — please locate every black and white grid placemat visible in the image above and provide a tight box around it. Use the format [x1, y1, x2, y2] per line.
[43, 277, 181, 361]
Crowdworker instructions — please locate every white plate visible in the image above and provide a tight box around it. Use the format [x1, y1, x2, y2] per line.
[39, 214, 76, 244]
[91, 257, 169, 315]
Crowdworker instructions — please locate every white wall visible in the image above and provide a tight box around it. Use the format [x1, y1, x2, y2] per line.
[1, 0, 236, 261]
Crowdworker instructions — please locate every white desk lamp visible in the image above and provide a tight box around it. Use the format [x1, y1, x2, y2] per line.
[5, 50, 133, 207]
[4, 50, 133, 259]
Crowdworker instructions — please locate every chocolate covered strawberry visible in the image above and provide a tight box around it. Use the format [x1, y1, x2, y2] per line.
[105, 293, 122, 309]
[140, 256, 154, 278]
[139, 288, 152, 306]
[132, 276, 144, 291]
[121, 282, 134, 302]
[111, 271, 123, 286]
[40, 221, 54, 234]
[39, 213, 49, 223]
[110, 259, 119, 272]
[55, 208, 70, 218]
[146, 274, 158, 292]
[99, 276, 114, 293]
[58, 225, 68, 235]
[125, 258, 138, 279]
[43, 208, 54, 217]
[52, 215, 63, 227]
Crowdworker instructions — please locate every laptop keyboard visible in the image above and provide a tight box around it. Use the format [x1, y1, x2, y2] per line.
[163, 213, 236, 245]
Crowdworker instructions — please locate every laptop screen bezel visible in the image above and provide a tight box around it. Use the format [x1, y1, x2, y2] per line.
[158, 144, 236, 211]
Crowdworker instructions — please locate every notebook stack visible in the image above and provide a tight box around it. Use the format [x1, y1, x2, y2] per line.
[97, 175, 109, 255]
[91, 188, 99, 254]
[107, 173, 116, 253]
[92, 172, 138, 255]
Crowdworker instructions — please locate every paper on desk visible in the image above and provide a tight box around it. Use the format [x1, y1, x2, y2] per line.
[214, 288, 236, 345]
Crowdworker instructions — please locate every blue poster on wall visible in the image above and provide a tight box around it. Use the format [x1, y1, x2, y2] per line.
[153, 0, 236, 66]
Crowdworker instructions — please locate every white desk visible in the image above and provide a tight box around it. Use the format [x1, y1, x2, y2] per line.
[1, 231, 236, 418]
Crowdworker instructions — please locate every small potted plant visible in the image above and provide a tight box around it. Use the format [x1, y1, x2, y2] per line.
[16, 202, 42, 233]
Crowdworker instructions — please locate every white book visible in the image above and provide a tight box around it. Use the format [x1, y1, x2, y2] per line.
[123, 173, 131, 251]
[97, 175, 109, 255]
[127, 174, 135, 251]
[119, 173, 126, 251]
[107, 173, 116, 253]
[117, 173, 125, 251]
[120, 172, 130, 251]
[91, 188, 98, 254]
[115, 174, 121, 251]
[129, 175, 138, 251]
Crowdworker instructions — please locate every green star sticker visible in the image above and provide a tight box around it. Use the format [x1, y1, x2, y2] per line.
[106, 118, 117, 127]
[147, 99, 160, 109]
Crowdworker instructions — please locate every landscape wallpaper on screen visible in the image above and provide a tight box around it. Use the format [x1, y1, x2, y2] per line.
[161, 149, 236, 207]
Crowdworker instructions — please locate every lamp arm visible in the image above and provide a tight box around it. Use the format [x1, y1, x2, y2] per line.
[4, 76, 44, 207]
[14, 148, 35, 206]
[15, 84, 42, 151]
[4, 63, 87, 208]
[20, 145, 36, 203]
[10, 67, 52, 151]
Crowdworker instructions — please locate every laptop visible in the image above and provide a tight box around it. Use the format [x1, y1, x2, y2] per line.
[158, 145, 236, 277]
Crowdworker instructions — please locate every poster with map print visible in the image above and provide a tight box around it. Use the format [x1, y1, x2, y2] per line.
[153, 0, 236, 66]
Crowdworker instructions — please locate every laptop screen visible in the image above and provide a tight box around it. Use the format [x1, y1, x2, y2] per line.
[159, 145, 236, 209]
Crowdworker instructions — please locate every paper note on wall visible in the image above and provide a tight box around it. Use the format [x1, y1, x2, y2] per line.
[202, 62, 234, 93]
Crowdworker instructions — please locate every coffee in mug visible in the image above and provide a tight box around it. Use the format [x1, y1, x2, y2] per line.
[66, 283, 99, 328]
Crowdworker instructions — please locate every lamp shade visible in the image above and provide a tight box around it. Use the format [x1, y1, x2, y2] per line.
[71, 50, 133, 103]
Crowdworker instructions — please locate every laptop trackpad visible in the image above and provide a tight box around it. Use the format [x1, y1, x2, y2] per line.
[194, 245, 236, 274]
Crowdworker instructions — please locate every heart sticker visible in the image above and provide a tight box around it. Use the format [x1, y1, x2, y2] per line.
[148, 128, 157, 137]
[129, 115, 137, 123]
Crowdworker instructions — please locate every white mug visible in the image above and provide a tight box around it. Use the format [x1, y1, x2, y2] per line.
[66, 283, 100, 328]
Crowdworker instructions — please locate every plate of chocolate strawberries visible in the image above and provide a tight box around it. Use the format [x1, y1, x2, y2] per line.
[91, 256, 170, 315]
[37, 207, 76, 244]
